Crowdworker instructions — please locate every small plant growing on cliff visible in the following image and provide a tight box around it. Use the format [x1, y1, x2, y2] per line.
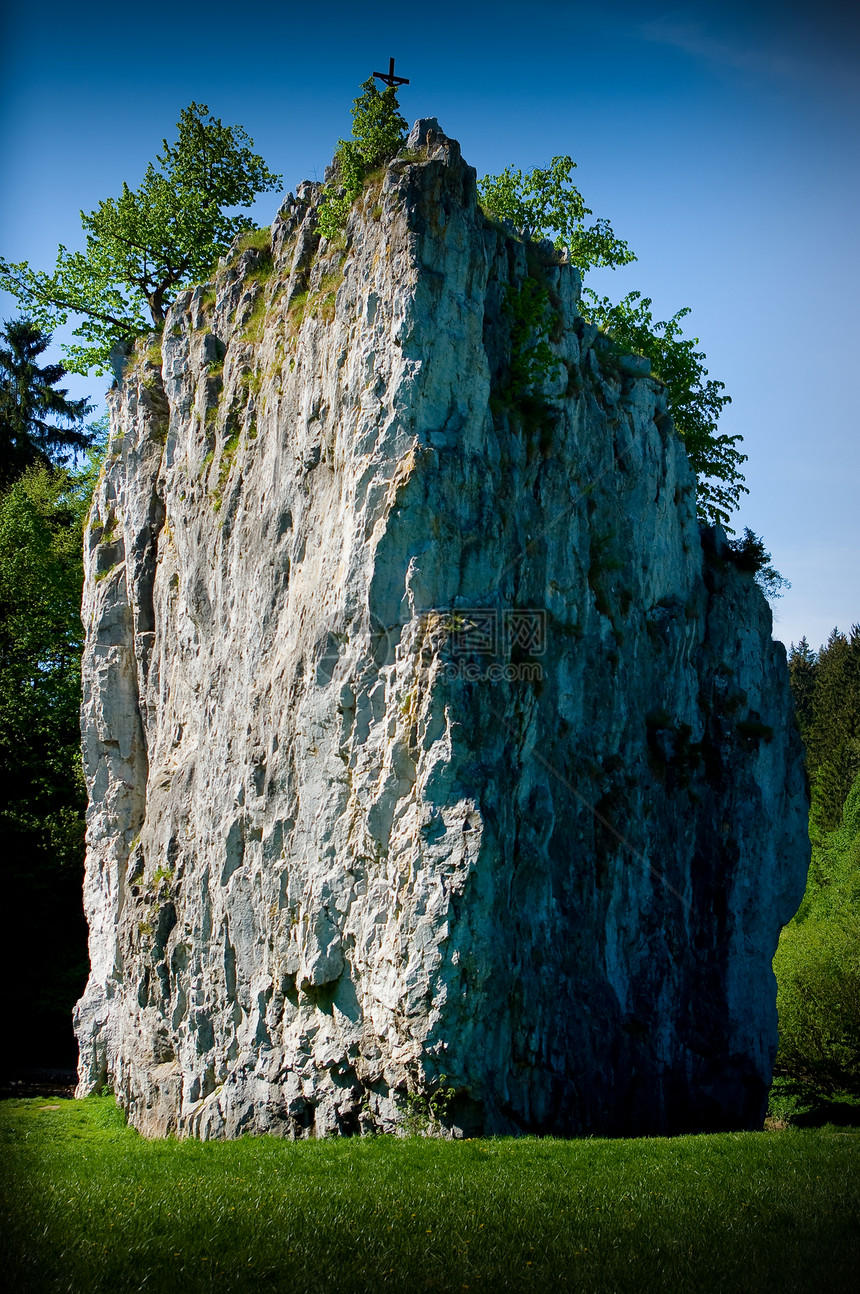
[234, 226, 273, 257]
[725, 527, 790, 599]
[400, 1074, 456, 1135]
[503, 278, 558, 395]
[317, 80, 407, 240]
[210, 430, 241, 511]
[125, 337, 164, 389]
[0, 103, 282, 374]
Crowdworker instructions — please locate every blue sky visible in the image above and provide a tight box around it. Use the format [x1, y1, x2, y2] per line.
[1, 0, 857, 650]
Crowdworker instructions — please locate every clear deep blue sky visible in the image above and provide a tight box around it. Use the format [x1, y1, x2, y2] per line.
[2, 0, 857, 650]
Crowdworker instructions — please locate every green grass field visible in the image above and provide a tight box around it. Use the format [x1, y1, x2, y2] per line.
[1, 1096, 858, 1293]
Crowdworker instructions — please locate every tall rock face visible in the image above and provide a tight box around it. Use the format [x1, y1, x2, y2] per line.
[75, 120, 809, 1138]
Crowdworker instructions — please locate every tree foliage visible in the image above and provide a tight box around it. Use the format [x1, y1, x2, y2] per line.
[0, 103, 281, 374]
[479, 159, 747, 527]
[789, 626, 860, 834]
[774, 771, 860, 1099]
[788, 637, 818, 737]
[774, 626, 860, 1110]
[580, 290, 746, 527]
[0, 452, 103, 1062]
[0, 319, 92, 488]
[724, 526, 789, 601]
[478, 155, 635, 274]
[317, 79, 407, 240]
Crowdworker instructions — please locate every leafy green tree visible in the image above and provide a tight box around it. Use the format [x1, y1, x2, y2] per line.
[478, 155, 635, 273]
[774, 771, 860, 1099]
[581, 290, 746, 526]
[0, 103, 282, 375]
[0, 319, 91, 488]
[317, 79, 407, 240]
[0, 450, 103, 1065]
[479, 160, 746, 527]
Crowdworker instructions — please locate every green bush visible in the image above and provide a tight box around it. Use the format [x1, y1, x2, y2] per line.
[317, 80, 406, 240]
[478, 155, 634, 271]
[0, 460, 99, 1063]
[774, 771, 860, 1098]
[581, 289, 745, 526]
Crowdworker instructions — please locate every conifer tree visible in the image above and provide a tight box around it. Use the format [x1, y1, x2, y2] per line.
[0, 320, 91, 488]
[805, 627, 860, 831]
[789, 627, 860, 831]
[788, 637, 819, 744]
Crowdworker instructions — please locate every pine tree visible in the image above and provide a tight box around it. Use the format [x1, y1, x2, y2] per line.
[788, 637, 819, 745]
[0, 320, 91, 488]
[805, 627, 860, 831]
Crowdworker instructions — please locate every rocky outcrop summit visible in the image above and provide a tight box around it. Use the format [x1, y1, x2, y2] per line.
[75, 119, 809, 1138]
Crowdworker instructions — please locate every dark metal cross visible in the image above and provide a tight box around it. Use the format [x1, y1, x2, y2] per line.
[373, 57, 409, 88]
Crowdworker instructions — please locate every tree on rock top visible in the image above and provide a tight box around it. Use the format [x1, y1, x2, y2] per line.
[317, 79, 407, 240]
[479, 155, 635, 273]
[0, 104, 282, 375]
[479, 160, 747, 527]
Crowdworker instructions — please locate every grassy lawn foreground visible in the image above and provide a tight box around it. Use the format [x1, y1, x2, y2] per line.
[1, 1096, 858, 1293]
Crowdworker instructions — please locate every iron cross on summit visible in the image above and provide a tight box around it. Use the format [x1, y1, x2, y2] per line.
[373, 57, 409, 88]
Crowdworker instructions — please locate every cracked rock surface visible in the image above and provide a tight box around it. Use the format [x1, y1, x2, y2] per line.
[75, 120, 809, 1138]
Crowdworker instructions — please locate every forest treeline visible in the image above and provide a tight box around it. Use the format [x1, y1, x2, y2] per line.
[789, 629, 860, 834]
[773, 631, 860, 1113]
[0, 323, 104, 1066]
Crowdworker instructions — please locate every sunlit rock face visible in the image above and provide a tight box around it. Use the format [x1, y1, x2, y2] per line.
[74, 120, 809, 1139]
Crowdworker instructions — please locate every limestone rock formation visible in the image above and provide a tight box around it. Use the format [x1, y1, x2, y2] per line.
[74, 119, 809, 1138]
